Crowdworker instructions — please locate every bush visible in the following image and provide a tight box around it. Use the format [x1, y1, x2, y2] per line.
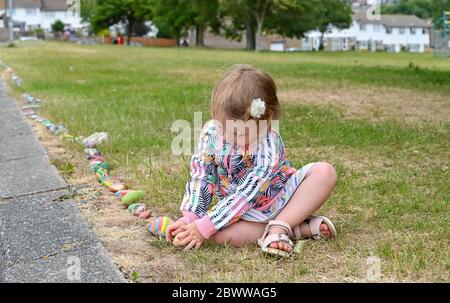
[35, 28, 45, 39]
[97, 29, 109, 37]
[156, 28, 172, 39]
[51, 20, 65, 34]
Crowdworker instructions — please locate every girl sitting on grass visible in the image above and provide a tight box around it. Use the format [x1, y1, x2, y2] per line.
[166, 64, 337, 257]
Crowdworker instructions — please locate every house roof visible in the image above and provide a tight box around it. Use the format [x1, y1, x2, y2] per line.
[379, 15, 431, 28]
[0, 0, 68, 11]
[41, 0, 68, 12]
[353, 6, 431, 28]
[0, 0, 41, 9]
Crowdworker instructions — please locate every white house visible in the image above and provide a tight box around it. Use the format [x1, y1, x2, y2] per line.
[353, 0, 399, 6]
[301, 7, 431, 53]
[0, 0, 83, 32]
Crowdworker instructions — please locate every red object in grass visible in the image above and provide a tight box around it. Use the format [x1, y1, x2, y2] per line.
[118, 190, 133, 198]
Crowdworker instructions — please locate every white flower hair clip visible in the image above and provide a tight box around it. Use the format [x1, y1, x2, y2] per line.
[250, 98, 266, 119]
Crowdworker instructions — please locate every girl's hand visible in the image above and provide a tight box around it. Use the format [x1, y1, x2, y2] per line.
[174, 223, 205, 250]
[165, 220, 187, 242]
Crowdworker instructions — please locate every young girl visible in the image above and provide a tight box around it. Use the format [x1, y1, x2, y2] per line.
[166, 64, 337, 257]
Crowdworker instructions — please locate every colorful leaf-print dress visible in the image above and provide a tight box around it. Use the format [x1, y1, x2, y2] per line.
[179, 120, 318, 239]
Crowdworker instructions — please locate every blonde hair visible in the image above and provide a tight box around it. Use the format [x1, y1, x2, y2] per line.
[211, 64, 280, 126]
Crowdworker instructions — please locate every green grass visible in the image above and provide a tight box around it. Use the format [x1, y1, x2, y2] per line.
[1, 41, 449, 282]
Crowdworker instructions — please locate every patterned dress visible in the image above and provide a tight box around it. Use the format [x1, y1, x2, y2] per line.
[180, 120, 317, 239]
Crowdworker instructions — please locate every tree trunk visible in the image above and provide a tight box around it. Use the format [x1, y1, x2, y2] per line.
[255, 1, 270, 52]
[255, 18, 263, 51]
[126, 20, 134, 45]
[319, 31, 325, 50]
[246, 15, 256, 50]
[196, 24, 205, 47]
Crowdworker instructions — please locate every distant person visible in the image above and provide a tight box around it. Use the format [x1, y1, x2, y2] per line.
[165, 65, 337, 257]
[63, 30, 71, 40]
[117, 36, 124, 45]
[181, 39, 189, 47]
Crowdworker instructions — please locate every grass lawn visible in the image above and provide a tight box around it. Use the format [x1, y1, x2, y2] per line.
[1, 41, 449, 282]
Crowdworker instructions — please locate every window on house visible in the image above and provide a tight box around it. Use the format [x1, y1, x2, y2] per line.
[399, 27, 405, 34]
[422, 28, 427, 34]
[358, 41, 368, 49]
[386, 27, 392, 34]
[332, 38, 341, 51]
[408, 44, 420, 52]
[26, 8, 37, 16]
[410, 27, 416, 35]
[45, 12, 56, 18]
[385, 44, 395, 52]
[360, 24, 366, 31]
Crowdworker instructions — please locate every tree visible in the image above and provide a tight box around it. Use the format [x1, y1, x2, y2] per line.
[151, 0, 193, 47]
[219, 0, 273, 51]
[190, 0, 220, 47]
[51, 20, 65, 34]
[219, 0, 274, 51]
[80, 0, 97, 23]
[253, 0, 273, 51]
[381, 0, 434, 19]
[218, 0, 257, 50]
[266, 0, 317, 39]
[91, 0, 153, 45]
[313, 0, 352, 50]
[433, 0, 450, 22]
[219, 0, 322, 51]
[381, 0, 450, 28]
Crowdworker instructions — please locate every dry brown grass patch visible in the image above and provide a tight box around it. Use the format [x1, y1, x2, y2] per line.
[279, 86, 450, 124]
[26, 116, 190, 282]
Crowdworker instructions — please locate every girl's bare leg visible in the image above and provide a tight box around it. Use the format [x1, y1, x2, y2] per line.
[211, 162, 336, 250]
[212, 220, 266, 247]
[269, 162, 337, 253]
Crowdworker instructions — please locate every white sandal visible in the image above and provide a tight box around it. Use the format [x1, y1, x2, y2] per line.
[257, 220, 294, 258]
[293, 215, 337, 241]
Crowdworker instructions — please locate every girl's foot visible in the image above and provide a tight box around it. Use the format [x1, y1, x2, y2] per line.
[258, 221, 294, 258]
[267, 226, 293, 253]
[270, 216, 337, 253]
[268, 223, 330, 252]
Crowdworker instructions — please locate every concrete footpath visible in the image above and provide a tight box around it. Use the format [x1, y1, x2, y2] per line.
[0, 80, 125, 283]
